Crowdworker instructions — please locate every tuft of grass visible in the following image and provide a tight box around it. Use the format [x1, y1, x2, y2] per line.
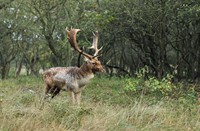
[1, 76, 200, 130]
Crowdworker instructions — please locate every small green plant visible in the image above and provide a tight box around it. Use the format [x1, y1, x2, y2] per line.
[124, 66, 147, 92]
[144, 74, 175, 95]
[124, 78, 143, 92]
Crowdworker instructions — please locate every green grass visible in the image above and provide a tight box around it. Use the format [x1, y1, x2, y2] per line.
[1, 76, 200, 131]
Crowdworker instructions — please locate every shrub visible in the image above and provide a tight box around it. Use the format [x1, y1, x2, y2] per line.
[124, 67, 176, 96]
[144, 74, 175, 95]
[124, 78, 143, 92]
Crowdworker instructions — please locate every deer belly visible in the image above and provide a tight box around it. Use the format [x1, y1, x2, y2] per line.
[64, 82, 84, 93]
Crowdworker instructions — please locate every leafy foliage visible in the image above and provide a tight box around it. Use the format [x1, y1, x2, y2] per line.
[125, 74, 175, 96]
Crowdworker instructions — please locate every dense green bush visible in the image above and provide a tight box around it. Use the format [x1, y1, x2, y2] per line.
[124, 75, 175, 95]
[124, 67, 175, 95]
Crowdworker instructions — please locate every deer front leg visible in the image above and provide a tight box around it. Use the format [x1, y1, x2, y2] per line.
[75, 92, 81, 107]
[69, 91, 75, 105]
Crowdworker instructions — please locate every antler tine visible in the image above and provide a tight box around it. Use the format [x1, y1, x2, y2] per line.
[89, 31, 102, 57]
[66, 27, 93, 59]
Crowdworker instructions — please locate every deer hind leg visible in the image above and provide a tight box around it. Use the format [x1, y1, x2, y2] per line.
[40, 84, 51, 108]
[51, 86, 61, 99]
[45, 84, 54, 99]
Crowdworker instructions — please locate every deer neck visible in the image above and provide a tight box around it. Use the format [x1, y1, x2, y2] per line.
[79, 62, 93, 75]
[73, 63, 94, 88]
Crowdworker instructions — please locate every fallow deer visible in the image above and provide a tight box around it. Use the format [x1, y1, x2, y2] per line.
[42, 28, 103, 106]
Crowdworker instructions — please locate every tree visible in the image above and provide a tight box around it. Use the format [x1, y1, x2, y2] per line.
[0, 1, 19, 79]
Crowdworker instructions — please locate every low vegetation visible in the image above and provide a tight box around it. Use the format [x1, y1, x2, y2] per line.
[1, 76, 200, 131]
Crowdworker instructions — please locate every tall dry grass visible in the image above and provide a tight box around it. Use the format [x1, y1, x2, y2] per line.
[1, 76, 200, 131]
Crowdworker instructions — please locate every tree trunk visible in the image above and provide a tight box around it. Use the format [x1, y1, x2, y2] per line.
[15, 58, 23, 78]
[1, 63, 10, 79]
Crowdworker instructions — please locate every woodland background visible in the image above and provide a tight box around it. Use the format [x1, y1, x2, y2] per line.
[0, 0, 200, 81]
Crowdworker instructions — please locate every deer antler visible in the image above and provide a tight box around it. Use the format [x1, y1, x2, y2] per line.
[66, 27, 93, 59]
[89, 31, 102, 57]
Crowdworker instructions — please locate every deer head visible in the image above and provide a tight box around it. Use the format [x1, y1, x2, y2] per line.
[66, 28, 103, 73]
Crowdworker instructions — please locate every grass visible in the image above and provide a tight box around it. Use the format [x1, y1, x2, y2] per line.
[1, 76, 200, 131]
